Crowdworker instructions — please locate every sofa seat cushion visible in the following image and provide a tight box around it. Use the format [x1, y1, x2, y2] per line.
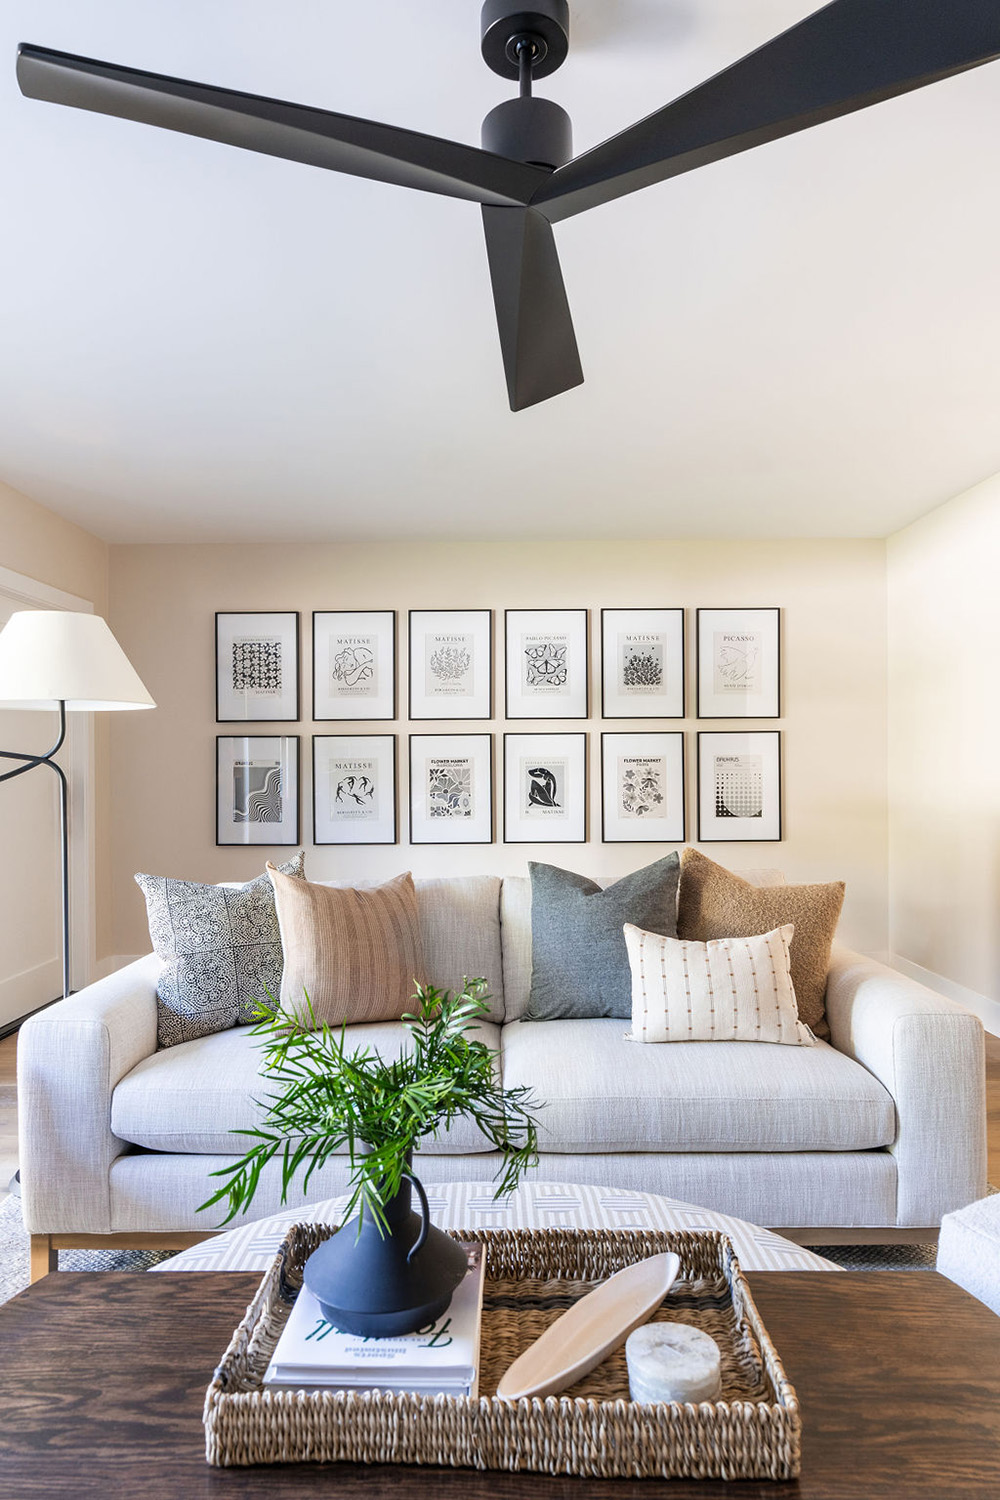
[500, 1019, 895, 1153]
[112, 1020, 503, 1156]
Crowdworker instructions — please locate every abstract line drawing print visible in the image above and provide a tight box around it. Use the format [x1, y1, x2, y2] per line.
[714, 755, 763, 819]
[331, 636, 377, 696]
[620, 636, 663, 693]
[522, 633, 569, 693]
[619, 757, 667, 819]
[523, 760, 567, 817]
[232, 638, 282, 694]
[425, 633, 473, 696]
[713, 631, 762, 694]
[233, 760, 282, 823]
[331, 759, 377, 821]
[427, 758, 474, 818]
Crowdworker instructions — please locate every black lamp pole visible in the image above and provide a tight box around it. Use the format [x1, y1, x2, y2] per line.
[0, 701, 71, 999]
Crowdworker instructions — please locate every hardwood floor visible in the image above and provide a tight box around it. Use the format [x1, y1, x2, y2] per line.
[1, 1030, 999, 1213]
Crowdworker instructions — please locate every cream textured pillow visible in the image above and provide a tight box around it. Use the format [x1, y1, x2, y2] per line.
[676, 848, 844, 1039]
[267, 865, 426, 1027]
[623, 921, 814, 1045]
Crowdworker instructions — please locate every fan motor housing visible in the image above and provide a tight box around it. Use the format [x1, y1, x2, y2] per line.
[480, 0, 570, 80]
[481, 96, 572, 169]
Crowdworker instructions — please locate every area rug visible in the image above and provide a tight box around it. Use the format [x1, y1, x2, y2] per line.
[0, 1195, 175, 1306]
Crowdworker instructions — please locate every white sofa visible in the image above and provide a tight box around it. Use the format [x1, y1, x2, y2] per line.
[18, 873, 987, 1278]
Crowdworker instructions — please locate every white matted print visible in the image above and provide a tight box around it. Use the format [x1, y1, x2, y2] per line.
[313, 611, 395, 721]
[696, 607, 780, 718]
[313, 735, 396, 845]
[408, 610, 492, 720]
[216, 612, 299, 722]
[602, 732, 685, 843]
[505, 609, 588, 719]
[409, 734, 493, 844]
[217, 735, 299, 845]
[504, 733, 587, 843]
[697, 731, 781, 842]
[601, 609, 684, 718]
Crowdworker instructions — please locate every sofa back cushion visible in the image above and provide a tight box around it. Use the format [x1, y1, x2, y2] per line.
[319, 874, 505, 1023]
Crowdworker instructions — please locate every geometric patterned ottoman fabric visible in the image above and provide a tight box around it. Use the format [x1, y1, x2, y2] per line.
[153, 1179, 840, 1274]
[135, 852, 304, 1048]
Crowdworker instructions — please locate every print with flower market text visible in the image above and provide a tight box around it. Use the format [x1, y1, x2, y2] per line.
[427, 758, 475, 819]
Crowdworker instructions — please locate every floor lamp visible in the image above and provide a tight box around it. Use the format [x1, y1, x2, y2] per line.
[0, 610, 155, 1001]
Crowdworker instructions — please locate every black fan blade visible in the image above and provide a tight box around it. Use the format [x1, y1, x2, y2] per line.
[531, 0, 1000, 222]
[17, 43, 550, 208]
[482, 206, 583, 411]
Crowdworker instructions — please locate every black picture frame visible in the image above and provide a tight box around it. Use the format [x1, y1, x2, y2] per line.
[215, 611, 300, 723]
[600, 608, 685, 719]
[408, 733, 495, 845]
[312, 734, 398, 845]
[216, 734, 300, 846]
[312, 610, 397, 722]
[503, 731, 588, 843]
[504, 608, 589, 720]
[407, 609, 493, 721]
[696, 729, 782, 842]
[600, 731, 686, 843]
[695, 607, 781, 719]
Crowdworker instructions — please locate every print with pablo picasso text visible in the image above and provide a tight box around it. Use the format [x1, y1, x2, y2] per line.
[233, 758, 282, 824]
[713, 631, 762, 695]
[522, 634, 569, 696]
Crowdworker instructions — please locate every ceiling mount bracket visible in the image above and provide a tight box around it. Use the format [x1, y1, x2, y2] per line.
[480, 1, 569, 81]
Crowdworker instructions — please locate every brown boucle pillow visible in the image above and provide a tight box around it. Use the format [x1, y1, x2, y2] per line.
[267, 865, 426, 1028]
[676, 849, 845, 1039]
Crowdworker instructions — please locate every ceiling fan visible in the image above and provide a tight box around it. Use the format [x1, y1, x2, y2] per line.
[17, 1, 1000, 412]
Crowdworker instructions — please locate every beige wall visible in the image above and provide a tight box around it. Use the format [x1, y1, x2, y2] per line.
[0, 480, 112, 1004]
[887, 475, 1000, 1018]
[108, 539, 888, 959]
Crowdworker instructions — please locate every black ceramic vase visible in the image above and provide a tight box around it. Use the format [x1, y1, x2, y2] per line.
[302, 1165, 469, 1337]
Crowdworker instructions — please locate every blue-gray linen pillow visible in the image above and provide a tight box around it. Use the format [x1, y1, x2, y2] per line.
[135, 852, 305, 1048]
[525, 853, 681, 1021]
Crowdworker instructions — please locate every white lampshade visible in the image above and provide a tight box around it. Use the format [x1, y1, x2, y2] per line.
[0, 611, 155, 711]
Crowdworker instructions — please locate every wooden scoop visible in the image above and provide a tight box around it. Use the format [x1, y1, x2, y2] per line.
[495, 1251, 680, 1401]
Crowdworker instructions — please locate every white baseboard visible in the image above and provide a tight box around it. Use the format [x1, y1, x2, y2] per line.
[888, 954, 1000, 1039]
[0, 959, 62, 1030]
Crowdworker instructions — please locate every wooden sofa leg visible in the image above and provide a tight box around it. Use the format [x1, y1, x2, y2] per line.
[30, 1235, 57, 1282]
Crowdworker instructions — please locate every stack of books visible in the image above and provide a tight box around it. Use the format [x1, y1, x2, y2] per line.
[263, 1242, 485, 1397]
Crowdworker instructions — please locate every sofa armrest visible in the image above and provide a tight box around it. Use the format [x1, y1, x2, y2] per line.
[825, 946, 986, 1226]
[17, 955, 161, 1235]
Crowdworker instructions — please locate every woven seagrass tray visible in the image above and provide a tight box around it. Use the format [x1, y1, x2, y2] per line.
[204, 1224, 801, 1480]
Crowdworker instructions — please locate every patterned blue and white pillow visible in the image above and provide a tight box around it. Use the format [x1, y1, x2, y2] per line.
[135, 853, 305, 1048]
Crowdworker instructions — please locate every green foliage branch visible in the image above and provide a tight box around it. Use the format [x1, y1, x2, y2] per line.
[199, 978, 540, 1232]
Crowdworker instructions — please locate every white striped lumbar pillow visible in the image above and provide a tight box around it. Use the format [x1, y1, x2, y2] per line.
[622, 921, 814, 1046]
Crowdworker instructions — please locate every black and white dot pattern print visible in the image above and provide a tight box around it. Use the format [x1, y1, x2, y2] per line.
[232, 639, 282, 693]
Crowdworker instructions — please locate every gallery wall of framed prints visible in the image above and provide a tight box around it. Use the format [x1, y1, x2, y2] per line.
[408, 609, 492, 720]
[313, 734, 397, 845]
[216, 612, 299, 722]
[217, 735, 300, 846]
[313, 610, 396, 721]
[212, 603, 785, 850]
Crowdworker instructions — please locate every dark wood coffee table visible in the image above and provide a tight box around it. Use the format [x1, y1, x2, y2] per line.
[0, 1270, 997, 1498]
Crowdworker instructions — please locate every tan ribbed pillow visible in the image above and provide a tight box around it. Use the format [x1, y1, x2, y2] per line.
[267, 865, 426, 1026]
[676, 849, 844, 1039]
[624, 922, 813, 1046]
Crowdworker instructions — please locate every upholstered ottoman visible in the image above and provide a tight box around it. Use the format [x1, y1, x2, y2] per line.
[936, 1193, 1000, 1316]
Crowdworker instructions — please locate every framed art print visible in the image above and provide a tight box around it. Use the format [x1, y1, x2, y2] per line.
[216, 612, 299, 722]
[601, 608, 684, 718]
[408, 609, 492, 720]
[696, 607, 780, 718]
[505, 609, 588, 719]
[697, 730, 781, 842]
[601, 732, 685, 842]
[504, 732, 587, 843]
[313, 734, 397, 845]
[217, 735, 299, 845]
[313, 610, 396, 721]
[409, 734, 493, 844]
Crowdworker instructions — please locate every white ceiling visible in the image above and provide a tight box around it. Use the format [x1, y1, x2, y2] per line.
[2, 0, 1000, 543]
